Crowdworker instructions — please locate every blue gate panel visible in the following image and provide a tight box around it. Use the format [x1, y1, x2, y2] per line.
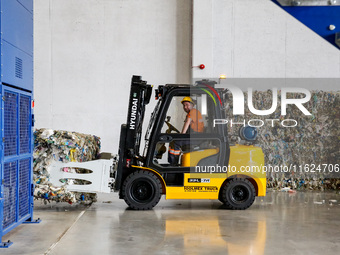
[1, 0, 33, 56]
[1, 40, 33, 91]
[18, 158, 30, 219]
[1, 85, 34, 241]
[19, 95, 31, 154]
[4, 91, 18, 157]
[3, 161, 17, 230]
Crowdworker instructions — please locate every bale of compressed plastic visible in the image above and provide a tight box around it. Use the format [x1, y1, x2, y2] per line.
[225, 90, 340, 191]
[33, 128, 101, 204]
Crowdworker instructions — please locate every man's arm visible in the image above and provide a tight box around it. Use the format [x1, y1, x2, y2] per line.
[181, 117, 192, 134]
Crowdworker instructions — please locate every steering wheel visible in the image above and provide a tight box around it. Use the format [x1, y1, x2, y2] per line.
[165, 120, 180, 133]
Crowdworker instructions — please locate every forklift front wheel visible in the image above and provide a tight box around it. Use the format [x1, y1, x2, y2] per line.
[122, 170, 162, 210]
[221, 178, 255, 210]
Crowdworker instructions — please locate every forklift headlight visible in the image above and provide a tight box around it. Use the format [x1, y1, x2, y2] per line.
[239, 126, 258, 141]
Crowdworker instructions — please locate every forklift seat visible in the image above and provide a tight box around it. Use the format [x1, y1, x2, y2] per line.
[180, 148, 219, 167]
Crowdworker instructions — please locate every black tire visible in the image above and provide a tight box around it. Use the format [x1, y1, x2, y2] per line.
[221, 178, 255, 210]
[218, 191, 224, 204]
[122, 170, 162, 210]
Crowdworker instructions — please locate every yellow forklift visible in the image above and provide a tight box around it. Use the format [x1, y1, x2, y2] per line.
[114, 76, 266, 210]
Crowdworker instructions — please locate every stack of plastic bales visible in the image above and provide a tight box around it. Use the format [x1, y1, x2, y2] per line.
[225, 90, 340, 191]
[33, 128, 101, 204]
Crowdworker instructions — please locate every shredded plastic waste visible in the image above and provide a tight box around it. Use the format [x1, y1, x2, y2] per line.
[33, 128, 101, 204]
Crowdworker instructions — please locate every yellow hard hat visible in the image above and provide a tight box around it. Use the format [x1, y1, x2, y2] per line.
[181, 97, 194, 105]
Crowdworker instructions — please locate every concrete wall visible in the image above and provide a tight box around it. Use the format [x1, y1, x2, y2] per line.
[192, 0, 340, 81]
[34, 0, 192, 152]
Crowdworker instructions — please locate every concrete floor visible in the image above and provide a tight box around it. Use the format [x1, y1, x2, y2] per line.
[1, 191, 340, 255]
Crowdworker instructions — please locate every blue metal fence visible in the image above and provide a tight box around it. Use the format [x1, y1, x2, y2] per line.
[3, 161, 17, 230]
[0, 86, 34, 247]
[4, 91, 18, 157]
[19, 95, 31, 154]
[19, 158, 30, 219]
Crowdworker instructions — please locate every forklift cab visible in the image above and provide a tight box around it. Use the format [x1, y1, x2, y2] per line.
[145, 84, 229, 172]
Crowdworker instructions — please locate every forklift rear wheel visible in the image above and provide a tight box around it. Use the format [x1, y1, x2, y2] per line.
[221, 178, 255, 210]
[122, 170, 162, 210]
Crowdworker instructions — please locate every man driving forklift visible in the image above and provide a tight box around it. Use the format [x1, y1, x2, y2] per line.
[168, 97, 204, 165]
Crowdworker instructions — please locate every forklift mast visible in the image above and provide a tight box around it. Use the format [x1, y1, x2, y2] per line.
[115, 76, 152, 191]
